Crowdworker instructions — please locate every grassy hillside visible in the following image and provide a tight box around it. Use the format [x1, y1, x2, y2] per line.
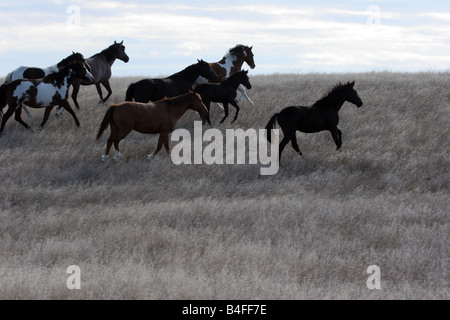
[0, 72, 448, 299]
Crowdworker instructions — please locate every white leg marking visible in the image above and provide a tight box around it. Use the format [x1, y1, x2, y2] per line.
[101, 155, 109, 162]
[147, 153, 155, 162]
[113, 151, 121, 162]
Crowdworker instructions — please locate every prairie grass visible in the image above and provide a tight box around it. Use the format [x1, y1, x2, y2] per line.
[0, 72, 448, 299]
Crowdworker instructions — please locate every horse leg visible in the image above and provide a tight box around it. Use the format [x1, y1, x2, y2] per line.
[39, 107, 54, 129]
[219, 102, 229, 124]
[330, 126, 342, 150]
[14, 107, 32, 130]
[278, 135, 291, 163]
[290, 134, 303, 157]
[112, 128, 132, 162]
[0, 105, 16, 134]
[147, 133, 165, 161]
[60, 100, 80, 128]
[230, 100, 240, 124]
[95, 84, 104, 104]
[71, 82, 82, 110]
[22, 105, 33, 119]
[236, 84, 254, 106]
[101, 81, 113, 103]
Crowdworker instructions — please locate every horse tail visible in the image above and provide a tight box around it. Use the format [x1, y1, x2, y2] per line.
[96, 104, 117, 141]
[0, 84, 8, 117]
[265, 113, 279, 143]
[125, 83, 135, 101]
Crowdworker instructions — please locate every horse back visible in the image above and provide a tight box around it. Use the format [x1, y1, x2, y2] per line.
[279, 106, 334, 133]
[112, 101, 167, 134]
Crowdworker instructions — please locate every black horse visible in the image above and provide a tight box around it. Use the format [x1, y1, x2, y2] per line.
[125, 60, 217, 103]
[195, 70, 252, 124]
[266, 81, 363, 162]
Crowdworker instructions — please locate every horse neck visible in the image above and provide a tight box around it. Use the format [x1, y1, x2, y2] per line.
[97, 48, 117, 66]
[44, 70, 72, 88]
[172, 65, 200, 83]
[314, 94, 346, 112]
[222, 52, 244, 70]
[165, 95, 192, 119]
[224, 74, 243, 90]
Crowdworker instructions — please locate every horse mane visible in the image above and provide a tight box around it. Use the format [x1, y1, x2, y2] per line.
[57, 52, 84, 70]
[44, 62, 83, 81]
[313, 83, 348, 108]
[229, 44, 249, 55]
[94, 44, 118, 61]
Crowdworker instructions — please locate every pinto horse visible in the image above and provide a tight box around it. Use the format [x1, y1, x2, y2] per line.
[195, 70, 252, 124]
[4, 52, 87, 118]
[125, 60, 217, 103]
[0, 62, 94, 134]
[96, 91, 209, 162]
[56, 41, 129, 116]
[265, 82, 363, 162]
[195, 45, 255, 105]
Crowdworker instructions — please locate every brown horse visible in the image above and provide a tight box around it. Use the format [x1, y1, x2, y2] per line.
[195, 45, 255, 105]
[96, 91, 209, 162]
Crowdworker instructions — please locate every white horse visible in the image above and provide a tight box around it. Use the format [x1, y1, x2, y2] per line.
[3, 52, 87, 118]
[194, 45, 256, 109]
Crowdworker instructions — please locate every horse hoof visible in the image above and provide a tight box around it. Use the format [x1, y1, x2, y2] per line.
[98, 100, 105, 105]
[147, 154, 155, 162]
[101, 155, 109, 162]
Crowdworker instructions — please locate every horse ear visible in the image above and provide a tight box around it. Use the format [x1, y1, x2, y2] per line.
[250, 46, 253, 50]
[114, 41, 117, 44]
[348, 81, 355, 88]
[120, 40, 123, 45]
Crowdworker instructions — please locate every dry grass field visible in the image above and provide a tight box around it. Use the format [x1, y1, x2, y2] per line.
[0, 72, 448, 300]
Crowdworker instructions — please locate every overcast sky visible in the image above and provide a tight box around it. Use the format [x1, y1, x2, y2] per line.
[0, 0, 449, 77]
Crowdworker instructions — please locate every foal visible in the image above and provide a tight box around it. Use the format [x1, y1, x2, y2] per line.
[96, 91, 209, 162]
[195, 70, 252, 124]
[266, 82, 363, 162]
[0, 62, 94, 134]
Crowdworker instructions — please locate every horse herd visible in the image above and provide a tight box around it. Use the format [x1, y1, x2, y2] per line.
[0, 42, 364, 163]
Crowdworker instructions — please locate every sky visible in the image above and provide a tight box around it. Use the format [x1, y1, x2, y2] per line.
[0, 0, 449, 77]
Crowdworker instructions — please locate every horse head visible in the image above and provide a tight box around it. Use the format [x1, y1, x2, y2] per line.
[112, 40, 130, 63]
[197, 59, 218, 82]
[239, 70, 252, 90]
[344, 81, 363, 108]
[243, 45, 256, 70]
[190, 90, 210, 125]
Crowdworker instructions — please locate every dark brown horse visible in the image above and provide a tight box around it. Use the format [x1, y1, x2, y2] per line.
[125, 60, 217, 103]
[195, 70, 252, 124]
[195, 45, 255, 105]
[96, 91, 209, 162]
[266, 82, 363, 162]
[0, 62, 94, 134]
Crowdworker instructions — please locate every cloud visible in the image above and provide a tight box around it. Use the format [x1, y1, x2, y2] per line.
[0, 1, 449, 76]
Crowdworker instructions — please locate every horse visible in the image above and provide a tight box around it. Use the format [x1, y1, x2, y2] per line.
[0, 62, 94, 134]
[4, 52, 88, 118]
[195, 70, 252, 124]
[56, 41, 129, 116]
[265, 81, 363, 162]
[125, 60, 218, 103]
[194, 44, 255, 106]
[96, 91, 209, 162]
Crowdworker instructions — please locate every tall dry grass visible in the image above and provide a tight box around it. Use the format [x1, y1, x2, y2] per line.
[0, 72, 448, 299]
